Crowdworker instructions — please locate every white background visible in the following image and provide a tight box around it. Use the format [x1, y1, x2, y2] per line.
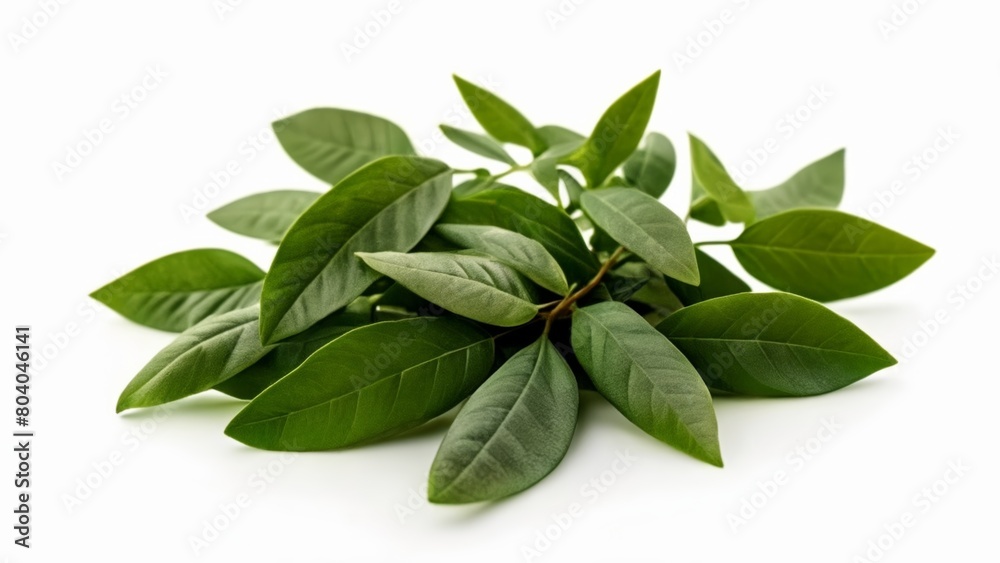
[2, 1, 998, 561]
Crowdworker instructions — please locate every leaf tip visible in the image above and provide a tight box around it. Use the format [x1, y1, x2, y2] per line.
[696, 444, 724, 468]
[425, 477, 445, 504]
[223, 416, 252, 445]
[683, 263, 701, 286]
[258, 319, 279, 348]
[115, 393, 134, 414]
[425, 476, 475, 505]
[205, 207, 222, 223]
[354, 251, 377, 267]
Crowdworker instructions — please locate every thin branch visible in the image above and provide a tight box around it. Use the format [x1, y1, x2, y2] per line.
[543, 246, 626, 334]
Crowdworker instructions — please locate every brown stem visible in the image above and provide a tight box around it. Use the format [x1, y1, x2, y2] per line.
[543, 246, 625, 334]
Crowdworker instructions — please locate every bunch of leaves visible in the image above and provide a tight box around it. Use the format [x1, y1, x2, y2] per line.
[93, 71, 934, 504]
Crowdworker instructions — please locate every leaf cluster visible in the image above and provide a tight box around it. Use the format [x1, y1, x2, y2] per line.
[93, 71, 933, 504]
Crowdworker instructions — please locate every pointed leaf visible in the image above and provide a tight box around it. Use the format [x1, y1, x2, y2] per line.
[273, 108, 414, 185]
[727, 209, 935, 301]
[358, 251, 539, 327]
[613, 263, 684, 311]
[452, 176, 510, 199]
[666, 248, 751, 305]
[116, 307, 274, 412]
[580, 188, 699, 284]
[572, 302, 721, 466]
[225, 317, 494, 451]
[428, 337, 578, 503]
[601, 262, 655, 303]
[689, 196, 727, 226]
[91, 249, 263, 333]
[536, 125, 584, 147]
[566, 71, 660, 187]
[440, 125, 517, 165]
[440, 187, 600, 284]
[623, 132, 676, 198]
[260, 156, 451, 344]
[531, 141, 583, 203]
[453, 75, 547, 155]
[688, 134, 755, 223]
[559, 169, 585, 210]
[214, 300, 373, 400]
[208, 190, 320, 242]
[657, 292, 897, 396]
[749, 149, 845, 221]
[436, 224, 570, 294]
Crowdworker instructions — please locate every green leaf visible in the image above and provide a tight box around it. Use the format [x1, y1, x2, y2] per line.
[623, 132, 676, 198]
[613, 262, 684, 311]
[440, 125, 517, 165]
[428, 337, 578, 503]
[657, 292, 897, 396]
[536, 125, 584, 147]
[688, 134, 755, 223]
[589, 227, 620, 255]
[571, 302, 722, 466]
[435, 224, 570, 294]
[689, 196, 727, 226]
[749, 149, 845, 221]
[116, 306, 274, 412]
[273, 108, 415, 185]
[440, 187, 600, 284]
[580, 188, 699, 284]
[260, 156, 451, 344]
[357, 251, 539, 327]
[451, 176, 504, 199]
[566, 71, 660, 187]
[665, 248, 751, 306]
[207, 190, 320, 242]
[531, 141, 582, 203]
[601, 263, 654, 303]
[225, 316, 494, 451]
[726, 209, 935, 301]
[90, 249, 264, 333]
[214, 299, 373, 400]
[559, 169, 585, 210]
[453, 75, 547, 155]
